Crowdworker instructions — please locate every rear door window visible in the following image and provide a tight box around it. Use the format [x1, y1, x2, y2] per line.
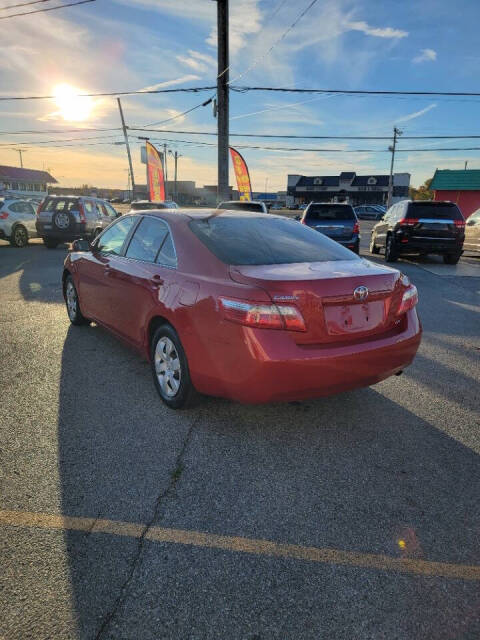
[189, 215, 357, 265]
[125, 217, 169, 262]
[407, 202, 463, 220]
[156, 233, 176, 267]
[305, 204, 355, 221]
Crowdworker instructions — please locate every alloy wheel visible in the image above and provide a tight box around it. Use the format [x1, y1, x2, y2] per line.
[14, 226, 27, 247]
[155, 336, 182, 397]
[66, 281, 77, 320]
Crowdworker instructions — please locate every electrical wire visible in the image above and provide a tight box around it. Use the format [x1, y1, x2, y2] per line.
[232, 86, 480, 97]
[0, 86, 216, 101]
[142, 97, 213, 128]
[0, 0, 95, 20]
[0, 0, 54, 10]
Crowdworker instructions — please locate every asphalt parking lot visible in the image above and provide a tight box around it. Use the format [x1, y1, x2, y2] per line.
[1, 223, 479, 640]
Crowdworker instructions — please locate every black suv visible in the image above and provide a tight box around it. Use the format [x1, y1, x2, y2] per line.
[36, 196, 119, 248]
[300, 202, 360, 253]
[370, 200, 465, 264]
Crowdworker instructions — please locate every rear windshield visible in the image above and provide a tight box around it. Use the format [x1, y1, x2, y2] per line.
[42, 197, 79, 212]
[218, 202, 264, 212]
[189, 215, 358, 265]
[407, 202, 463, 220]
[305, 204, 355, 221]
[130, 202, 168, 210]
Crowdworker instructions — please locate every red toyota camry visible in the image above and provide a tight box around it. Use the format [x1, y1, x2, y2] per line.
[62, 210, 421, 408]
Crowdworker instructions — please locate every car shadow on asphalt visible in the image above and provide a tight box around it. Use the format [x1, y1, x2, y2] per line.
[57, 323, 480, 639]
[0, 241, 68, 303]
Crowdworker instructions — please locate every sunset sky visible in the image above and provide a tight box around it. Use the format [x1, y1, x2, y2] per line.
[1, 0, 479, 191]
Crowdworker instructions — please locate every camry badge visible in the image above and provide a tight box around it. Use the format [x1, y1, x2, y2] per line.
[353, 286, 369, 302]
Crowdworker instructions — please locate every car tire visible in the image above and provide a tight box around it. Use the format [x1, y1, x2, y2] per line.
[64, 275, 89, 325]
[150, 324, 198, 409]
[385, 234, 398, 262]
[443, 252, 461, 265]
[43, 237, 59, 249]
[369, 234, 380, 254]
[10, 224, 28, 248]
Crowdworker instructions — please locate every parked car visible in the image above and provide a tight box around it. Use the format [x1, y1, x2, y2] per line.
[370, 200, 465, 264]
[36, 195, 120, 248]
[354, 205, 385, 221]
[0, 198, 38, 247]
[110, 197, 122, 204]
[300, 202, 360, 254]
[217, 200, 268, 214]
[463, 208, 480, 253]
[62, 209, 421, 408]
[288, 204, 299, 210]
[299, 203, 308, 210]
[129, 200, 178, 212]
[270, 204, 283, 211]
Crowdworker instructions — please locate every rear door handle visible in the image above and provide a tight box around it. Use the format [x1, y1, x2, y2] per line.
[151, 274, 164, 285]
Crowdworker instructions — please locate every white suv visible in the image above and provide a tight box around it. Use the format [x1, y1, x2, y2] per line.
[0, 198, 38, 247]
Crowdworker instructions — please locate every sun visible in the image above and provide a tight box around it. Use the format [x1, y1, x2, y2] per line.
[53, 83, 93, 122]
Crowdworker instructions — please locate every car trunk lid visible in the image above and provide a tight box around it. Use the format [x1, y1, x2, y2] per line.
[229, 259, 405, 345]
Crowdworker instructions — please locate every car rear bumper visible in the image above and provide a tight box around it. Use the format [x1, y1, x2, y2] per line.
[396, 238, 463, 254]
[36, 220, 91, 240]
[192, 309, 422, 404]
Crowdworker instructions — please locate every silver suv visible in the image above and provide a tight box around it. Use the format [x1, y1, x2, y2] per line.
[0, 198, 39, 247]
[36, 195, 119, 248]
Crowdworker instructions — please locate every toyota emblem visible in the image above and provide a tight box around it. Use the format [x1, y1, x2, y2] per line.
[353, 286, 369, 302]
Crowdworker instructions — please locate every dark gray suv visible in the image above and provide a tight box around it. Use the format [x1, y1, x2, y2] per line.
[36, 196, 119, 248]
[300, 203, 360, 254]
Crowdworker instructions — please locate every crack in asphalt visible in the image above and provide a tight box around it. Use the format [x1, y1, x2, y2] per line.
[93, 411, 202, 640]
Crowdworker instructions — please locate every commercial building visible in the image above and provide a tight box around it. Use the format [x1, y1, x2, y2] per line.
[286, 172, 410, 207]
[430, 169, 480, 218]
[0, 165, 57, 198]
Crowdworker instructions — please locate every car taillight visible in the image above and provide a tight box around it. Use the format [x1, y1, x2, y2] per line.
[353, 221, 359, 233]
[220, 298, 306, 332]
[396, 285, 418, 316]
[36, 201, 45, 216]
[454, 220, 465, 229]
[301, 218, 306, 224]
[78, 202, 86, 223]
[398, 218, 419, 226]
[0, 211, 9, 219]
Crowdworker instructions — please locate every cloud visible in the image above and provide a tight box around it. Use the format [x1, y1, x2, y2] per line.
[137, 75, 201, 92]
[347, 20, 408, 39]
[395, 103, 437, 123]
[413, 48, 437, 63]
[176, 50, 216, 74]
[207, 0, 262, 54]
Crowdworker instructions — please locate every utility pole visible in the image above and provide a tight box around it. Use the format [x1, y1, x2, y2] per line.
[170, 151, 181, 201]
[387, 127, 402, 208]
[13, 149, 26, 168]
[465, 161, 468, 170]
[117, 98, 136, 200]
[162, 143, 169, 199]
[216, 0, 229, 202]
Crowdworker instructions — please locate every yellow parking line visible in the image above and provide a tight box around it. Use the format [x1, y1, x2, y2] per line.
[1, 509, 479, 581]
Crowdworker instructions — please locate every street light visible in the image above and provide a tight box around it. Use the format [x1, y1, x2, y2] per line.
[168, 150, 182, 202]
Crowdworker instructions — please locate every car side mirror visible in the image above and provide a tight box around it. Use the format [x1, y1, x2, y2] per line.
[70, 239, 91, 252]
[466, 218, 475, 226]
[115, 210, 122, 218]
[294, 215, 301, 221]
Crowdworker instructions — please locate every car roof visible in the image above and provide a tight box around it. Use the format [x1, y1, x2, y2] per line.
[124, 208, 275, 224]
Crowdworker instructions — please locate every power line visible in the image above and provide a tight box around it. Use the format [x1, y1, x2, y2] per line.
[142, 97, 213, 128]
[0, 86, 216, 101]
[132, 128, 480, 140]
[0, 0, 95, 20]
[0, 0, 54, 10]
[228, 0, 320, 85]
[232, 86, 480, 97]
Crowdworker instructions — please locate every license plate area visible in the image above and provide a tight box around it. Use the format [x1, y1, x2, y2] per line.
[324, 301, 385, 335]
